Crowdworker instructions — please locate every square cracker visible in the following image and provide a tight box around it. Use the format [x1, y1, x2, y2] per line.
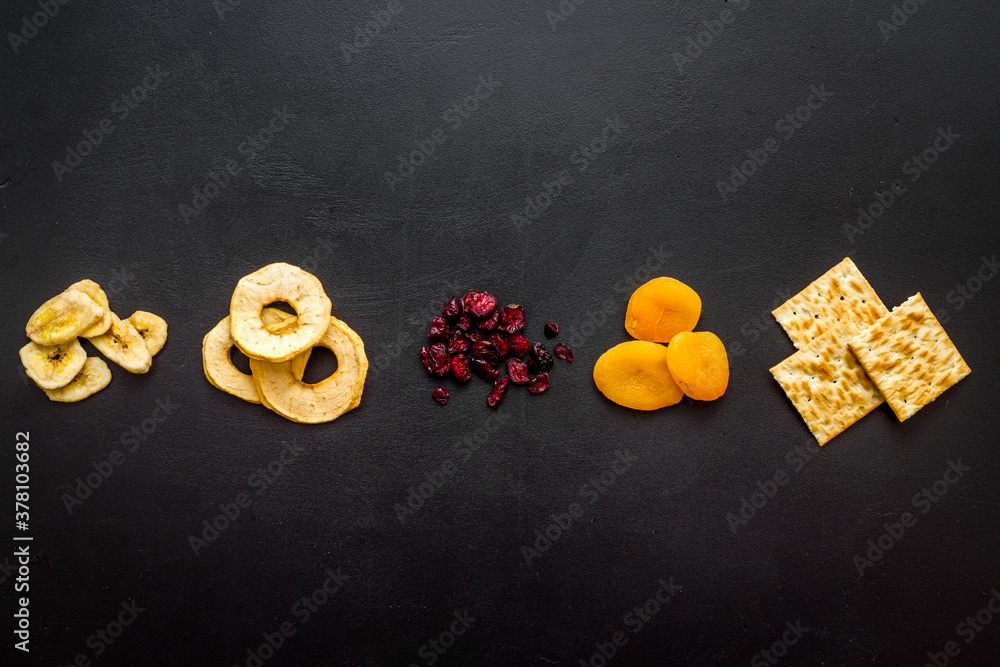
[773, 257, 889, 349]
[848, 293, 971, 422]
[770, 320, 884, 445]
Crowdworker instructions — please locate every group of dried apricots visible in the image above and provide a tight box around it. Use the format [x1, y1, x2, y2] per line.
[594, 277, 729, 410]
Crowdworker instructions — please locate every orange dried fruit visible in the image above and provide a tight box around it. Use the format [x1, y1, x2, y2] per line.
[625, 277, 701, 343]
[593, 340, 684, 410]
[666, 331, 729, 401]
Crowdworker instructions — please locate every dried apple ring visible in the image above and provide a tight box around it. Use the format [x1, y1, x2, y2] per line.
[230, 263, 332, 362]
[203, 309, 311, 403]
[249, 316, 368, 424]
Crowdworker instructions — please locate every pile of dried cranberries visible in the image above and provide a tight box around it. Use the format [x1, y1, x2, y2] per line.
[421, 290, 573, 407]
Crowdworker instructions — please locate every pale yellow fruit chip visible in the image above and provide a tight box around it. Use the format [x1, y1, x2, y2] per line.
[230, 262, 332, 362]
[67, 279, 112, 338]
[849, 293, 971, 422]
[770, 320, 884, 445]
[126, 310, 168, 356]
[203, 309, 311, 404]
[43, 357, 112, 402]
[772, 258, 889, 349]
[88, 313, 152, 374]
[250, 316, 367, 424]
[19, 338, 88, 390]
[26, 289, 103, 345]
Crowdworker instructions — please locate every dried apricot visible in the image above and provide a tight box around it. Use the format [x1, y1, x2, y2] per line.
[666, 331, 729, 401]
[593, 341, 684, 410]
[625, 277, 701, 343]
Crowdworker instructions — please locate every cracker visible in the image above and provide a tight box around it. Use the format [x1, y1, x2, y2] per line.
[773, 257, 889, 349]
[770, 320, 884, 445]
[848, 293, 970, 422]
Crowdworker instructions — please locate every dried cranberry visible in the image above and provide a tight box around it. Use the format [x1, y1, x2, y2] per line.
[462, 289, 498, 317]
[489, 333, 508, 357]
[528, 373, 550, 394]
[530, 342, 554, 371]
[468, 330, 486, 343]
[478, 310, 500, 331]
[487, 376, 510, 407]
[507, 358, 529, 384]
[448, 331, 470, 354]
[456, 313, 472, 331]
[451, 354, 472, 382]
[553, 343, 573, 362]
[471, 339, 500, 364]
[526, 356, 538, 373]
[544, 321, 559, 338]
[432, 387, 449, 405]
[420, 346, 435, 375]
[471, 358, 499, 380]
[428, 316, 449, 340]
[498, 305, 525, 333]
[429, 343, 451, 376]
[505, 333, 530, 357]
[443, 295, 463, 323]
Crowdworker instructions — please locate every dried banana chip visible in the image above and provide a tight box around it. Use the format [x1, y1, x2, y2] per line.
[19, 338, 88, 389]
[26, 289, 103, 345]
[203, 309, 311, 404]
[67, 279, 112, 338]
[88, 313, 152, 374]
[43, 357, 112, 402]
[250, 316, 367, 424]
[230, 263, 332, 362]
[126, 310, 168, 356]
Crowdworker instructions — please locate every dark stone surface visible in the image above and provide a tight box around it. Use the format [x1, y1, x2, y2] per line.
[2, 0, 999, 664]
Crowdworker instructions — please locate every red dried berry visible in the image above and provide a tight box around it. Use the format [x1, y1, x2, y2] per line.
[498, 305, 525, 333]
[420, 346, 435, 375]
[448, 331, 470, 354]
[429, 343, 451, 376]
[456, 313, 472, 331]
[468, 330, 486, 343]
[443, 295, 463, 323]
[528, 372, 550, 394]
[471, 339, 500, 364]
[428, 316, 449, 340]
[553, 343, 574, 362]
[478, 310, 500, 331]
[487, 376, 510, 407]
[432, 387, 449, 405]
[451, 354, 472, 382]
[462, 290, 498, 317]
[505, 333, 530, 357]
[471, 358, 499, 380]
[530, 342, 554, 371]
[544, 321, 559, 338]
[526, 356, 538, 373]
[489, 333, 508, 357]
[507, 358, 529, 384]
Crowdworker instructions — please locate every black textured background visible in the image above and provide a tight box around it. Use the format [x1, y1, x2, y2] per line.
[2, 1, 1000, 665]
